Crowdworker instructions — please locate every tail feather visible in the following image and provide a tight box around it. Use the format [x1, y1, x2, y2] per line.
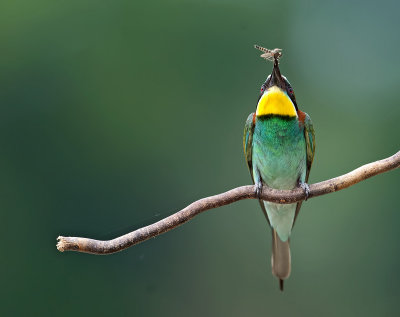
[279, 279, 284, 291]
[271, 229, 291, 291]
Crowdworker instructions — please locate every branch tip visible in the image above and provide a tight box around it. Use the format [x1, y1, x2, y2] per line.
[57, 236, 80, 252]
[56, 236, 66, 252]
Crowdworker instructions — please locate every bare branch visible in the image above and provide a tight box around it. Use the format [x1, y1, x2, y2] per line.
[57, 151, 400, 255]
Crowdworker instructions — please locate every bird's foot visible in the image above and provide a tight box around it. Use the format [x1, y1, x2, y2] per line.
[255, 182, 263, 199]
[300, 182, 310, 201]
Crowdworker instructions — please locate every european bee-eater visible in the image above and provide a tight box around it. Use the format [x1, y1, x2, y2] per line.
[244, 48, 315, 291]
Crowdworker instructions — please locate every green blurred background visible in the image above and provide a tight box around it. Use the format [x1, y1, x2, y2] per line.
[1, 0, 399, 316]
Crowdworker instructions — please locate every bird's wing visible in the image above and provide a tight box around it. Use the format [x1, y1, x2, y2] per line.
[303, 112, 316, 183]
[243, 112, 256, 181]
[293, 111, 316, 226]
[243, 112, 271, 225]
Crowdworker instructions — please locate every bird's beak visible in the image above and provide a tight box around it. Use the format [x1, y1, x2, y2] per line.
[268, 59, 284, 90]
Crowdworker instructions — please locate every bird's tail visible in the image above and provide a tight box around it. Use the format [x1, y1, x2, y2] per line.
[271, 229, 291, 291]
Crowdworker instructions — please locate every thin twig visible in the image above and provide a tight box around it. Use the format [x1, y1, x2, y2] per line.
[57, 151, 400, 255]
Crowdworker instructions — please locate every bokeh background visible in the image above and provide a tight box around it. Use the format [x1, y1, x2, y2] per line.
[1, 0, 400, 316]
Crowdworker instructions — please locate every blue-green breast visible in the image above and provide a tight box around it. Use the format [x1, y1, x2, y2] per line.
[252, 116, 307, 241]
[252, 116, 307, 189]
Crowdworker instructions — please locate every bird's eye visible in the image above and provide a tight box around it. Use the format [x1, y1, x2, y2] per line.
[288, 87, 294, 94]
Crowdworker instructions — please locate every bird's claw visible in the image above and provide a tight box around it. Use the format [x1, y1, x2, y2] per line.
[300, 182, 310, 201]
[255, 182, 263, 199]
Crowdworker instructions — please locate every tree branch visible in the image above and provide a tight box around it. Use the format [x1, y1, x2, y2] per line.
[57, 151, 400, 255]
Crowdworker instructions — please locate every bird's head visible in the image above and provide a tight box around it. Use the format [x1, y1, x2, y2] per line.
[256, 59, 298, 118]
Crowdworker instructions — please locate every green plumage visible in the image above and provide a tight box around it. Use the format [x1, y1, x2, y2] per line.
[243, 105, 315, 290]
[245, 114, 314, 239]
[253, 116, 306, 241]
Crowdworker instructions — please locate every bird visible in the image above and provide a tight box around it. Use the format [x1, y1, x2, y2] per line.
[243, 47, 315, 291]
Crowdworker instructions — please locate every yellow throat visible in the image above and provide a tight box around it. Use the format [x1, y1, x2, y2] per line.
[256, 86, 297, 117]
